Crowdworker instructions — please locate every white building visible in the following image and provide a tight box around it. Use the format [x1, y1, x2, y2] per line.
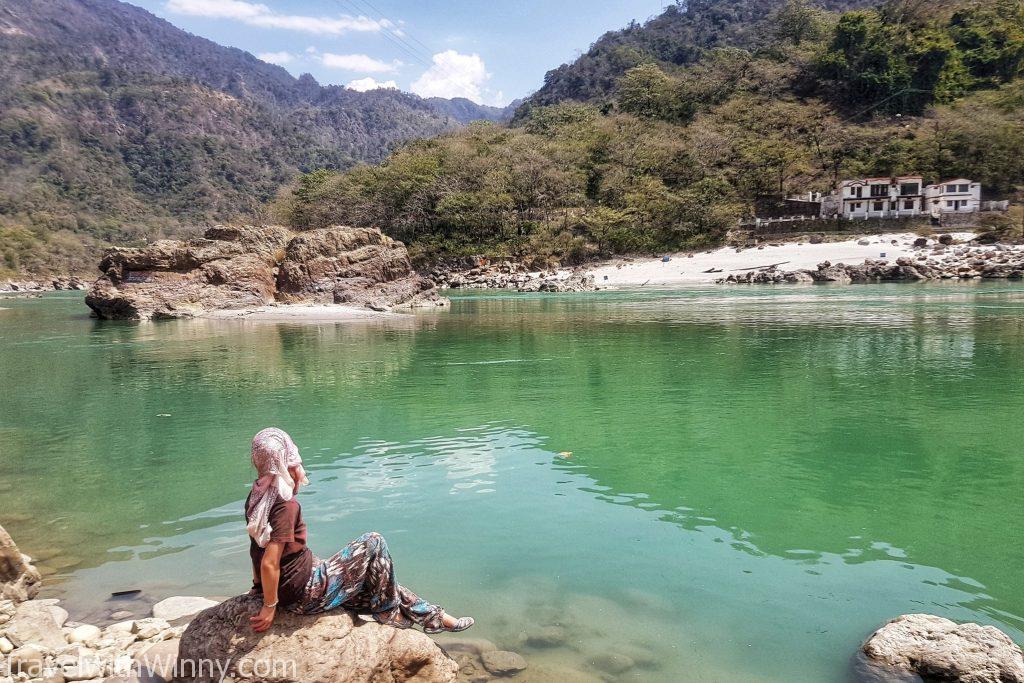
[833, 176, 926, 219]
[925, 179, 982, 218]
[820, 176, 984, 220]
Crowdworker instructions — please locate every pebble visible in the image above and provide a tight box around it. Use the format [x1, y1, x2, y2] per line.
[66, 624, 102, 644]
[109, 611, 133, 621]
[0, 636, 12, 654]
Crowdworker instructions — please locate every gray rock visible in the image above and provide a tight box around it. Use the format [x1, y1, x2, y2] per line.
[481, 650, 528, 676]
[66, 625, 101, 645]
[62, 660, 103, 681]
[590, 651, 635, 675]
[524, 625, 567, 648]
[6, 601, 66, 649]
[130, 619, 169, 640]
[133, 638, 179, 682]
[0, 524, 41, 603]
[150, 597, 218, 623]
[8, 644, 47, 676]
[862, 613, 1024, 683]
[176, 594, 457, 682]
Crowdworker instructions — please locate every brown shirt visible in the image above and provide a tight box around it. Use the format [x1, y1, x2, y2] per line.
[246, 491, 313, 607]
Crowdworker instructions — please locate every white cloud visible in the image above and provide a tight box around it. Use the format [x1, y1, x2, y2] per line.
[257, 51, 294, 65]
[346, 77, 399, 92]
[410, 50, 500, 105]
[305, 46, 318, 54]
[165, 0, 386, 35]
[321, 53, 400, 73]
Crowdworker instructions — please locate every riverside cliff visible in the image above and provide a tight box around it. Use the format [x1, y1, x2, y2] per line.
[85, 225, 447, 320]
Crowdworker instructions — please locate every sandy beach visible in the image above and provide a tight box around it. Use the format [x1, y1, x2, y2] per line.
[201, 304, 394, 321]
[589, 232, 977, 287]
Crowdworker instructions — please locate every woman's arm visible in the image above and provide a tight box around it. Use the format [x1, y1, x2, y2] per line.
[250, 542, 283, 632]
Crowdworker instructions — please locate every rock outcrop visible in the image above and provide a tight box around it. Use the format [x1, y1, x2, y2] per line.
[861, 614, 1024, 683]
[276, 227, 441, 310]
[86, 225, 446, 320]
[176, 595, 458, 683]
[0, 523, 41, 603]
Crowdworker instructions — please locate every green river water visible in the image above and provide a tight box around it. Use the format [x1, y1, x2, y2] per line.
[1, 286, 1023, 682]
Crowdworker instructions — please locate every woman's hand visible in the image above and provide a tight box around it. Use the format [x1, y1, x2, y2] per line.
[250, 604, 276, 632]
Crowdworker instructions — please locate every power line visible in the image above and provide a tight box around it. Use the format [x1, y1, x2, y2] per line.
[326, 0, 484, 101]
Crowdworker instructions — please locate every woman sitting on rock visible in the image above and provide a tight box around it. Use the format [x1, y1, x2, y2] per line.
[245, 427, 474, 634]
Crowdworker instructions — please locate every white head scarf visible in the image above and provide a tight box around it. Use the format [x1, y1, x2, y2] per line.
[247, 428, 309, 548]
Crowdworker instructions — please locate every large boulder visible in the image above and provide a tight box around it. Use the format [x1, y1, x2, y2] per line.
[86, 225, 446, 320]
[861, 614, 1024, 683]
[176, 595, 458, 682]
[0, 524, 41, 603]
[86, 225, 290, 320]
[276, 227, 445, 310]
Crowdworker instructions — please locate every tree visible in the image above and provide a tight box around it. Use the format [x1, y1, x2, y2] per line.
[616, 64, 692, 122]
[773, 0, 825, 46]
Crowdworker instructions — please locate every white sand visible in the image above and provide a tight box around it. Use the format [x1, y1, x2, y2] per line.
[589, 232, 976, 286]
[201, 304, 393, 321]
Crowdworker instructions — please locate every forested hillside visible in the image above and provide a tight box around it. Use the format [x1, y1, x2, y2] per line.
[0, 0, 508, 275]
[520, 0, 874, 110]
[280, 0, 1024, 265]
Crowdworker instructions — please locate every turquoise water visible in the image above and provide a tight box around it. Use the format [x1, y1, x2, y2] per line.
[1, 286, 1023, 681]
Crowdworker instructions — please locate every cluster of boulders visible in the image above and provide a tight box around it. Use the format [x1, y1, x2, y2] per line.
[425, 258, 598, 293]
[718, 240, 1024, 285]
[0, 278, 87, 294]
[85, 225, 447, 320]
[1, 524, 190, 683]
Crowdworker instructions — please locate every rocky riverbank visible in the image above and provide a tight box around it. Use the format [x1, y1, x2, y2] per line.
[717, 238, 1024, 284]
[424, 258, 598, 293]
[0, 278, 88, 295]
[85, 225, 447, 320]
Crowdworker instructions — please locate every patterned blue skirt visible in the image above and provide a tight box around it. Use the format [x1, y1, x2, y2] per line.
[293, 531, 445, 631]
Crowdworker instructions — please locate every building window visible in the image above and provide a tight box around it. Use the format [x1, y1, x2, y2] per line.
[946, 200, 954, 207]
[900, 183, 919, 195]
[890, 201, 897, 210]
[904, 200, 914, 210]
[851, 186, 863, 198]
[959, 184, 969, 193]
[870, 185, 888, 197]
[873, 201, 884, 211]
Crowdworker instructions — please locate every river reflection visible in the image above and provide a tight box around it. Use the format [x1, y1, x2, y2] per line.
[1, 286, 1023, 682]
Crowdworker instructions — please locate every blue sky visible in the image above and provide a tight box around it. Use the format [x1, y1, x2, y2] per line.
[128, 0, 673, 105]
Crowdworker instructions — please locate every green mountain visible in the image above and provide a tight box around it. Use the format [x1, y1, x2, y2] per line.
[0, 0, 508, 275]
[520, 0, 873, 112]
[280, 0, 1024, 264]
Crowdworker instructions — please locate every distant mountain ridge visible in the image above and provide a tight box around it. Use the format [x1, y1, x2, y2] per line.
[0, 0, 510, 273]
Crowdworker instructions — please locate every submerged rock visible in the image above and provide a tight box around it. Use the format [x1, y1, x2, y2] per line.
[861, 614, 1024, 683]
[86, 225, 447, 320]
[176, 595, 458, 682]
[0, 524, 41, 603]
[480, 650, 527, 676]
